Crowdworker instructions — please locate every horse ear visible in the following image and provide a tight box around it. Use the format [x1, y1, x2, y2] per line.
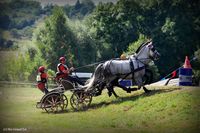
[147, 42, 153, 48]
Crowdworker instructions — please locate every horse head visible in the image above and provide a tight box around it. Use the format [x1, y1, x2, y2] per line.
[136, 41, 160, 64]
[147, 41, 160, 61]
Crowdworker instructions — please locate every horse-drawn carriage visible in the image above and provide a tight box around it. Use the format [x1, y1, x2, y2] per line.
[36, 78, 96, 113]
[36, 41, 160, 113]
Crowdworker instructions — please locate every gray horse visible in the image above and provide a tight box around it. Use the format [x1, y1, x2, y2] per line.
[85, 41, 160, 97]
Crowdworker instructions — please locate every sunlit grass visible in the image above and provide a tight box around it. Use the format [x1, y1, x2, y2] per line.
[0, 85, 199, 133]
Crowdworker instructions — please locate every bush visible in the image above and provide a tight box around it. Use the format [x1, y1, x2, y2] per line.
[0, 48, 47, 82]
[192, 49, 200, 86]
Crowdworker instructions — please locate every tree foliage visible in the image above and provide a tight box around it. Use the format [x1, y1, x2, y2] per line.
[86, 2, 138, 60]
[34, 7, 77, 70]
[1, 0, 199, 82]
[0, 49, 46, 81]
[87, 0, 200, 77]
[0, 0, 42, 29]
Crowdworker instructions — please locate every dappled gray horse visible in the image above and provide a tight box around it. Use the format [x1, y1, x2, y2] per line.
[85, 41, 160, 97]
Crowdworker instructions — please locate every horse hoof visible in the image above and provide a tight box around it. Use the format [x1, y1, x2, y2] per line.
[126, 87, 131, 93]
[145, 89, 151, 93]
[126, 90, 131, 93]
[116, 97, 122, 101]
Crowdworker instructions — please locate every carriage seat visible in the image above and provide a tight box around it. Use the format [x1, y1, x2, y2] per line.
[55, 72, 66, 80]
[60, 79, 75, 90]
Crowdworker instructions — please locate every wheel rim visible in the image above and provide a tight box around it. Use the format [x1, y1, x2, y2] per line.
[43, 94, 67, 113]
[70, 91, 92, 111]
[60, 94, 68, 111]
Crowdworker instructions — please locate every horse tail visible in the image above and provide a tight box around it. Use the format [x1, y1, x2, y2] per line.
[85, 63, 104, 91]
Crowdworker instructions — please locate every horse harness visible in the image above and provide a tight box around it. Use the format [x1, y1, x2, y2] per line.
[129, 57, 145, 73]
[103, 58, 146, 81]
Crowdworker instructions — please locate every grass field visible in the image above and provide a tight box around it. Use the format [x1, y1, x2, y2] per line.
[0, 84, 199, 133]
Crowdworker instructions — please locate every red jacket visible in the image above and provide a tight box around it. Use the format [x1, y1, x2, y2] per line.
[37, 72, 48, 90]
[56, 63, 69, 79]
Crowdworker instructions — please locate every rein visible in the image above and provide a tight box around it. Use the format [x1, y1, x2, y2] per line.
[74, 60, 106, 70]
[132, 56, 152, 65]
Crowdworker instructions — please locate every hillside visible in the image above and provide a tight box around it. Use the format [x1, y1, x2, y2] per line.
[0, 85, 199, 133]
[35, 0, 117, 6]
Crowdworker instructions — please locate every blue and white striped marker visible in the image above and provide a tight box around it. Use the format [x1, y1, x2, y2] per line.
[179, 68, 192, 86]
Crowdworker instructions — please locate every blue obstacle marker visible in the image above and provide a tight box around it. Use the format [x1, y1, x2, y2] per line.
[119, 79, 132, 87]
[179, 68, 192, 86]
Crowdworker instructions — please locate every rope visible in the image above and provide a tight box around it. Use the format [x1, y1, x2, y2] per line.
[74, 60, 108, 70]
[74, 56, 153, 71]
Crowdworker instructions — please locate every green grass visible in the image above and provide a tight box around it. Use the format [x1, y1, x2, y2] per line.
[0, 85, 199, 133]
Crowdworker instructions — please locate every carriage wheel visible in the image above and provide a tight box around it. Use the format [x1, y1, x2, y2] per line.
[60, 94, 68, 111]
[70, 91, 92, 111]
[43, 94, 68, 113]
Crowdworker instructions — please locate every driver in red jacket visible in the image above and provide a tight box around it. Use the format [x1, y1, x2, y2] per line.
[56, 57, 84, 86]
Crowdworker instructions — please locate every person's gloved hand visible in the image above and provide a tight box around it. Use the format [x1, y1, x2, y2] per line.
[70, 67, 75, 72]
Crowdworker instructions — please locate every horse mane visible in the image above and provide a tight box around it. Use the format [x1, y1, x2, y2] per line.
[135, 41, 151, 54]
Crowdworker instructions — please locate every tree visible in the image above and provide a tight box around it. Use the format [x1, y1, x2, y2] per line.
[66, 18, 97, 71]
[116, 0, 200, 77]
[33, 7, 77, 70]
[192, 49, 200, 85]
[88, 2, 138, 60]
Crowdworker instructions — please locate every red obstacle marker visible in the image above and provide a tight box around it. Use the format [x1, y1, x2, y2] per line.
[183, 56, 191, 68]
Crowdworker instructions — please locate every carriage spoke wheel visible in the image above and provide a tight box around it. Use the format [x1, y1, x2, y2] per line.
[70, 91, 92, 111]
[60, 94, 68, 111]
[43, 94, 68, 113]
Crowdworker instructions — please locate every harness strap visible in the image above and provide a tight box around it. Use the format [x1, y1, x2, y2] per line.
[134, 66, 145, 72]
[129, 59, 134, 72]
[129, 59, 145, 73]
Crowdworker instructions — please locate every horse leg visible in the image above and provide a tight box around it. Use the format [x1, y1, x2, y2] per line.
[143, 86, 151, 93]
[95, 82, 106, 96]
[111, 78, 139, 93]
[135, 75, 151, 93]
[115, 83, 138, 93]
[107, 84, 119, 98]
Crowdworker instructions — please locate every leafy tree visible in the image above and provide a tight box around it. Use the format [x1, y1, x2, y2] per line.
[33, 6, 77, 70]
[129, 0, 200, 76]
[106, 0, 200, 77]
[192, 49, 200, 85]
[88, 2, 137, 60]
[65, 19, 97, 71]
[127, 34, 149, 54]
[0, 0, 42, 29]
[0, 50, 45, 81]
